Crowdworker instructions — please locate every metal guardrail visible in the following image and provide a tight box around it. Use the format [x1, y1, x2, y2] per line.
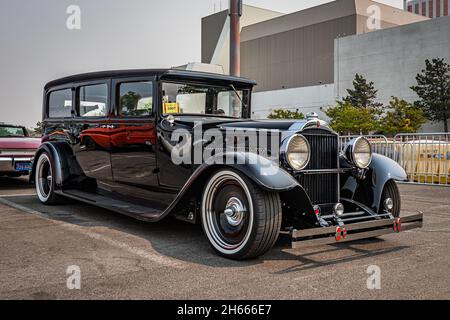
[339, 133, 450, 186]
[339, 135, 390, 155]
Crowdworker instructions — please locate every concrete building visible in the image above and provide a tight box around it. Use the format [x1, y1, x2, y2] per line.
[202, 0, 428, 119]
[335, 15, 450, 131]
[202, 4, 283, 75]
[405, 0, 450, 18]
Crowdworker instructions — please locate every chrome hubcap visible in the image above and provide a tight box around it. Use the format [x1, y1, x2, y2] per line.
[224, 197, 246, 227]
[384, 198, 394, 211]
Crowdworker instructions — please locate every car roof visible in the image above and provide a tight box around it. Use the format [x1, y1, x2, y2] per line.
[44, 69, 257, 90]
[0, 122, 24, 128]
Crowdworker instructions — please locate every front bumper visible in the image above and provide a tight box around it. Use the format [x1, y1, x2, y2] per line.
[0, 156, 33, 173]
[291, 213, 423, 249]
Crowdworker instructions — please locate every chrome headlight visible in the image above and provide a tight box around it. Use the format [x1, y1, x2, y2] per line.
[345, 136, 372, 169]
[284, 134, 310, 170]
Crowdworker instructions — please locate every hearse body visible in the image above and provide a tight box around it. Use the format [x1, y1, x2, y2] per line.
[32, 69, 423, 259]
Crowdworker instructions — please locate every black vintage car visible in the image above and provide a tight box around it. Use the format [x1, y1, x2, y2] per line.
[32, 69, 423, 260]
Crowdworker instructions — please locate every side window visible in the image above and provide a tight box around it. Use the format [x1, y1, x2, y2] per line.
[48, 89, 72, 118]
[118, 81, 153, 117]
[78, 83, 108, 117]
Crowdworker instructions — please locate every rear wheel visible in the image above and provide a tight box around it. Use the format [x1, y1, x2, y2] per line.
[35, 152, 61, 205]
[201, 169, 282, 260]
[379, 180, 401, 217]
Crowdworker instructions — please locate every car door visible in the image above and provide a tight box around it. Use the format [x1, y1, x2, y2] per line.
[156, 81, 197, 189]
[110, 77, 158, 188]
[72, 80, 114, 184]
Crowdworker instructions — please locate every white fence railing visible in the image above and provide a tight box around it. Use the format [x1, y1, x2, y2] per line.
[339, 133, 450, 186]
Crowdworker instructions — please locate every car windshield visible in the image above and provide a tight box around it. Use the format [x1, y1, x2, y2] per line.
[0, 126, 26, 137]
[161, 82, 250, 118]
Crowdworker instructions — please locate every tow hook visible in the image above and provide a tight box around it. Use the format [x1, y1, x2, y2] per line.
[393, 218, 402, 233]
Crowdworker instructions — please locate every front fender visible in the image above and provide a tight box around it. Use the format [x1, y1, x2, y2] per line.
[209, 152, 299, 191]
[370, 153, 407, 212]
[341, 153, 407, 213]
[162, 152, 302, 221]
[370, 153, 408, 185]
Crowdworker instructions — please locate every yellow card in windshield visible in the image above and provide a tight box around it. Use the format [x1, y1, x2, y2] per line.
[164, 102, 180, 114]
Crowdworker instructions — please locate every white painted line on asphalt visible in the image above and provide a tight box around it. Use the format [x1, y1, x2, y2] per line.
[0, 196, 186, 269]
[0, 193, 37, 197]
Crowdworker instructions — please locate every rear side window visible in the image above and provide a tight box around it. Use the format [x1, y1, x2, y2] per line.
[118, 81, 153, 117]
[48, 89, 72, 118]
[78, 83, 108, 117]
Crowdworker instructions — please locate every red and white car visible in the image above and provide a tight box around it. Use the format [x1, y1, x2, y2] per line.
[0, 124, 41, 177]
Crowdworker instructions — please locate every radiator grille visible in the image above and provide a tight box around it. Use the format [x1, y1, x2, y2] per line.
[302, 129, 338, 170]
[297, 129, 339, 205]
[297, 173, 339, 205]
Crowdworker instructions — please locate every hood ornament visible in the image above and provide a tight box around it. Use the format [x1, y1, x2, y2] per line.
[306, 112, 319, 121]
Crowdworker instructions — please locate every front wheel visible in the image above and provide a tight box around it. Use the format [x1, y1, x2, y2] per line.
[201, 169, 282, 260]
[379, 180, 401, 217]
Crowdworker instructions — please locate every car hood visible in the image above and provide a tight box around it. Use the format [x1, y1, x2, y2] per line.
[168, 116, 308, 131]
[0, 137, 41, 149]
[167, 116, 333, 136]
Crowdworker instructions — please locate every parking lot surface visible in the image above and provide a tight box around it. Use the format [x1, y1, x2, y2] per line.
[0, 177, 449, 299]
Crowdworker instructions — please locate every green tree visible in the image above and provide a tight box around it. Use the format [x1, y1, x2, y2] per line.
[267, 108, 305, 119]
[380, 97, 426, 135]
[325, 102, 379, 135]
[411, 58, 450, 132]
[340, 73, 383, 113]
[33, 121, 44, 136]
[120, 91, 142, 114]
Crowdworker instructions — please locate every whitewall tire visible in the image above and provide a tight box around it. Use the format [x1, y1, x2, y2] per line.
[35, 152, 60, 204]
[201, 169, 282, 260]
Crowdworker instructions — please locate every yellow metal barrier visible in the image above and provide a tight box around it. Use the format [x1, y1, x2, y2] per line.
[340, 134, 450, 186]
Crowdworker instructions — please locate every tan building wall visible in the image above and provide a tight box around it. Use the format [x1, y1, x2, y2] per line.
[201, 5, 283, 74]
[239, 0, 428, 92]
[242, 15, 357, 92]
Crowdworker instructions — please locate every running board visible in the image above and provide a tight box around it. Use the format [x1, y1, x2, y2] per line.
[291, 213, 423, 249]
[55, 189, 164, 222]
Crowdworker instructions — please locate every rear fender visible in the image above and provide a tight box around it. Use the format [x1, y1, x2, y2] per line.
[30, 142, 82, 186]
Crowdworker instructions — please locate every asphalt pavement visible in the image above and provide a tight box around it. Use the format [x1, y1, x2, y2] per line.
[0, 177, 449, 299]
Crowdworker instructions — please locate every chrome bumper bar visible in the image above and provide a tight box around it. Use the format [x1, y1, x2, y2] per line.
[291, 213, 423, 249]
[0, 156, 33, 172]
